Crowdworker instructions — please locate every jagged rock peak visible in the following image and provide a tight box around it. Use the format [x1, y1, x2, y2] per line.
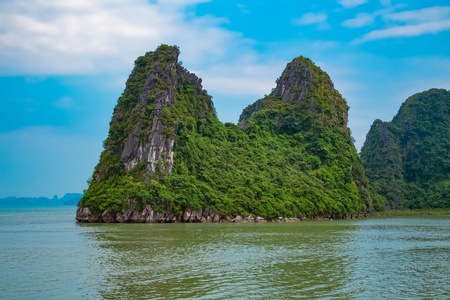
[239, 56, 348, 129]
[273, 56, 333, 104]
[95, 44, 214, 181]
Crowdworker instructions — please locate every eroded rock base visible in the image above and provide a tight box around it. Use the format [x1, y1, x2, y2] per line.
[76, 205, 368, 223]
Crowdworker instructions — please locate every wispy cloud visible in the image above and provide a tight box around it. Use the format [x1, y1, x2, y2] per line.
[199, 60, 284, 96]
[293, 12, 329, 30]
[337, 0, 368, 9]
[341, 5, 404, 29]
[341, 12, 374, 28]
[358, 20, 450, 42]
[351, 6, 450, 43]
[384, 6, 450, 23]
[294, 12, 328, 25]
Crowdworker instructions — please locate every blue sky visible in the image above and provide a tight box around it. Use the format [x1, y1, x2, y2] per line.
[1, 0, 449, 198]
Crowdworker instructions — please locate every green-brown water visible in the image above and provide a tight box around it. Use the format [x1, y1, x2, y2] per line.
[1, 206, 449, 299]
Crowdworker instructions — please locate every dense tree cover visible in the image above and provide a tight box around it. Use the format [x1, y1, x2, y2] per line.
[361, 89, 450, 209]
[80, 45, 383, 220]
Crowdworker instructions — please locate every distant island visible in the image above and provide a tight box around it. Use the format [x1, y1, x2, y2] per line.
[361, 88, 449, 209]
[0, 193, 83, 207]
[76, 44, 382, 223]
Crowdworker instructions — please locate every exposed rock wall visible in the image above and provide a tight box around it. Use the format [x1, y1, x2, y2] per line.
[273, 58, 314, 104]
[121, 49, 179, 175]
[77, 204, 254, 223]
[96, 45, 211, 180]
[76, 204, 367, 223]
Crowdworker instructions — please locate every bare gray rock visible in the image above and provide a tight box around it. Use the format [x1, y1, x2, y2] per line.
[101, 211, 116, 223]
[75, 206, 98, 222]
[119, 47, 197, 177]
[273, 58, 314, 104]
[233, 215, 243, 223]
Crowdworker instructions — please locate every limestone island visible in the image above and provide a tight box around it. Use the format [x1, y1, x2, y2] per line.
[76, 45, 383, 223]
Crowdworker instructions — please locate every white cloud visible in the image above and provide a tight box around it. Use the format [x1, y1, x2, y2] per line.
[293, 12, 329, 30]
[341, 5, 404, 29]
[202, 76, 275, 96]
[357, 20, 450, 42]
[337, 0, 368, 9]
[0, 0, 295, 131]
[0, 0, 243, 75]
[384, 6, 450, 23]
[198, 60, 285, 96]
[341, 12, 374, 28]
[350, 6, 450, 43]
[294, 12, 328, 25]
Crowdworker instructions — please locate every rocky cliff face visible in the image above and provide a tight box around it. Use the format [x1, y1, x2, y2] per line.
[239, 57, 348, 132]
[77, 45, 381, 223]
[360, 120, 404, 209]
[273, 57, 314, 104]
[361, 88, 450, 209]
[93, 45, 214, 182]
[273, 57, 348, 128]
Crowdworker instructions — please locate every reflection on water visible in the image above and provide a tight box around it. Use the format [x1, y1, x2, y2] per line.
[83, 222, 356, 299]
[0, 206, 449, 299]
[80, 217, 450, 299]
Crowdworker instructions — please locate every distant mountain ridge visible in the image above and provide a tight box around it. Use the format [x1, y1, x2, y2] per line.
[0, 193, 83, 207]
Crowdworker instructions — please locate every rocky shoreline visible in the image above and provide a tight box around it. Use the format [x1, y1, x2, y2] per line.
[76, 204, 368, 223]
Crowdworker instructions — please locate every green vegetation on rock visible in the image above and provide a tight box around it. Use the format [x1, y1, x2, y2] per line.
[78, 44, 383, 222]
[360, 89, 450, 209]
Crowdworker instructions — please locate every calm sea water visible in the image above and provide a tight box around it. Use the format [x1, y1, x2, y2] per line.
[0, 206, 449, 299]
